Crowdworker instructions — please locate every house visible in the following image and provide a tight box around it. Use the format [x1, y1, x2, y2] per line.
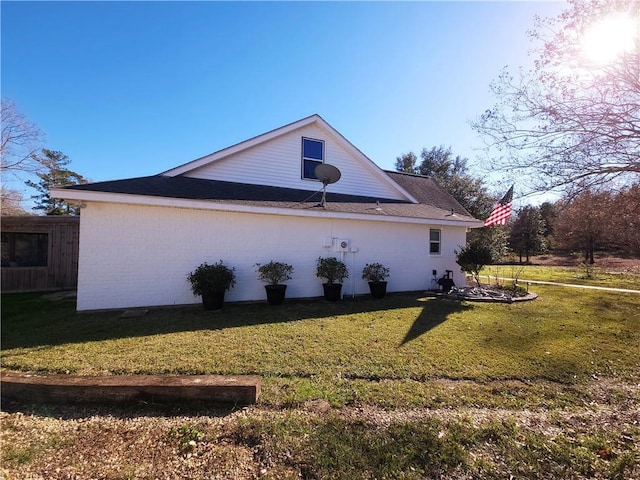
[51, 114, 482, 311]
[1, 215, 80, 292]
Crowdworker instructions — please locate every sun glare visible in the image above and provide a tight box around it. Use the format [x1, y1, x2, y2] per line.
[582, 14, 637, 64]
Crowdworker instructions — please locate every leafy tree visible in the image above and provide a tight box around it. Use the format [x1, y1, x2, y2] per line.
[25, 149, 86, 215]
[419, 147, 496, 219]
[508, 206, 547, 263]
[394, 152, 418, 174]
[395, 146, 496, 219]
[456, 241, 493, 287]
[467, 225, 508, 264]
[553, 185, 640, 259]
[473, 0, 640, 195]
[608, 183, 640, 254]
[538, 201, 557, 246]
[554, 190, 613, 263]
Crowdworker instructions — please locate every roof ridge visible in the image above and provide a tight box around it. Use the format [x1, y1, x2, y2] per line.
[384, 170, 433, 180]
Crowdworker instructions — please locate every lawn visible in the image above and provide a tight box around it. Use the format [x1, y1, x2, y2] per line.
[479, 258, 640, 290]
[2, 286, 639, 407]
[2, 268, 640, 479]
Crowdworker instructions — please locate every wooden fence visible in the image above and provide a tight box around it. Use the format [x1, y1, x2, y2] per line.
[1, 216, 80, 292]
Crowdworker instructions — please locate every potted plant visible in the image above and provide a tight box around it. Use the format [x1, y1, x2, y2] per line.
[187, 260, 236, 310]
[316, 256, 348, 301]
[255, 260, 294, 305]
[362, 262, 390, 298]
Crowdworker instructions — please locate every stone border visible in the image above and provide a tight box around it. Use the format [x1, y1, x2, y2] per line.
[446, 291, 538, 303]
[0, 373, 261, 405]
[425, 290, 538, 303]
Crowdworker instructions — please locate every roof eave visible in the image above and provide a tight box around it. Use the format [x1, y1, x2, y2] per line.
[50, 188, 482, 227]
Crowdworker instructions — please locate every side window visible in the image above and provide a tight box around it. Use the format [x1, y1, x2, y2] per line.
[1, 233, 49, 267]
[302, 137, 324, 180]
[429, 229, 441, 255]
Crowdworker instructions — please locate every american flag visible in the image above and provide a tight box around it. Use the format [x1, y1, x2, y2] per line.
[484, 185, 514, 227]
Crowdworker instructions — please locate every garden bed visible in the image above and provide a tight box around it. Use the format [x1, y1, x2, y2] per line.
[445, 286, 537, 303]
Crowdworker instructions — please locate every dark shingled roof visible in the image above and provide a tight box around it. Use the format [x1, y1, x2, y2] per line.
[60, 174, 480, 223]
[384, 171, 473, 216]
[66, 175, 407, 204]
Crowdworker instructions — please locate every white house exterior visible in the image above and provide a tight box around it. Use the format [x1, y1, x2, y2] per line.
[52, 114, 483, 311]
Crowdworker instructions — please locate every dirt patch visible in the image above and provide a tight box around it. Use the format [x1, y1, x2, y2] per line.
[2, 378, 638, 479]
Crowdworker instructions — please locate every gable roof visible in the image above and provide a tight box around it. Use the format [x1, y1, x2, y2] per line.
[161, 114, 417, 203]
[51, 115, 482, 227]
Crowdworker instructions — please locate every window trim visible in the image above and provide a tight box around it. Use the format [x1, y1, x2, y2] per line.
[301, 137, 325, 181]
[429, 228, 441, 255]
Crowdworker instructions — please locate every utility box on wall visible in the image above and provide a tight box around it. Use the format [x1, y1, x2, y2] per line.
[335, 238, 350, 252]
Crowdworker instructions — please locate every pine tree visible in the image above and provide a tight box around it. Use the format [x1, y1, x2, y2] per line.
[25, 149, 86, 215]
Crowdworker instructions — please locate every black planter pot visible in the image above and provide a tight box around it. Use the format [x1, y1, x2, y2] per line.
[265, 284, 287, 305]
[202, 291, 226, 310]
[322, 283, 343, 301]
[368, 281, 387, 299]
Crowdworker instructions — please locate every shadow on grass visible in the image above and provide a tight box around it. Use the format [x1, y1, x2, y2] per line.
[0, 396, 239, 419]
[400, 300, 472, 346]
[1, 292, 470, 350]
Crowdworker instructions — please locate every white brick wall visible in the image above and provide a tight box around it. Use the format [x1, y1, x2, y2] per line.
[76, 202, 468, 310]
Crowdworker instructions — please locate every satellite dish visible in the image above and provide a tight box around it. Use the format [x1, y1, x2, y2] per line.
[314, 163, 341, 185]
[314, 163, 341, 207]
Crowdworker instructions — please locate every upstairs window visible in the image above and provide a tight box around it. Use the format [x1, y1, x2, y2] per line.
[302, 137, 324, 180]
[429, 229, 441, 255]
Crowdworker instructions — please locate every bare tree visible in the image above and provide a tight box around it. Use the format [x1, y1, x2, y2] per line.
[1, 99, 45, 208]
[473, 0, 640, 196]
[0, 186, 29, 215]
[1, 98, 44, 175]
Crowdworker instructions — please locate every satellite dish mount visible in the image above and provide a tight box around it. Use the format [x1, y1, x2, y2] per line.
[314, 163, 341, 207]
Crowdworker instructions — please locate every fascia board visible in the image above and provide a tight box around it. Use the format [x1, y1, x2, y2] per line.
[161, 114, 320, 177]
[50, 188, 482, 228]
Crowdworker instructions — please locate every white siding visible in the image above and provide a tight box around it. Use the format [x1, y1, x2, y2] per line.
[184, 124, 404, 200]
[76, 202, 467, 311]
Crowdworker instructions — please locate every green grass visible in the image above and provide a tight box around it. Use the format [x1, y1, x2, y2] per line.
[2, 275, 640, 479]
[479, 264, 640, 289]
[2, 283, 639, 407]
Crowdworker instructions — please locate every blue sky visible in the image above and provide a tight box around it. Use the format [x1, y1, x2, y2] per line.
[2, 1, 566, 200]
